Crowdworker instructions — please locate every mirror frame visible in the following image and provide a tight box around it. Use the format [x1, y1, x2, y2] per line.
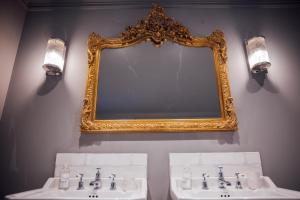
[81, 5, 238, 133]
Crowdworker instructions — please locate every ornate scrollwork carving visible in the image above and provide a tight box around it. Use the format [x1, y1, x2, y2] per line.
[208, 30, 227, 64]
[121, 4, 192, 46]
[87, 33, 102, 66]
[81, 4, 238, 133]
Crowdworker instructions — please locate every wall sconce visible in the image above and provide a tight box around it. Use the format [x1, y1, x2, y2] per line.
[246, 36, 271, 73]
[43, 38, 66, 76]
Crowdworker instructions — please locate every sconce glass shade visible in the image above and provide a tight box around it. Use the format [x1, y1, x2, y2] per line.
[43, 38, 66, 76]
[246, 36, 271, 73]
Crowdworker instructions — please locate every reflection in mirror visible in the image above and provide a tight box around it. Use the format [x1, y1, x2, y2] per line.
[96, 42, 221, 119]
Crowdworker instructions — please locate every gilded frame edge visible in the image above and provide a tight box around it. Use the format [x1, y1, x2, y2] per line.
[80, 5, 238, 133]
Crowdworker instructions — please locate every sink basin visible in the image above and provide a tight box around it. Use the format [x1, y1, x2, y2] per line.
[170, 176, 300, 200]
[169, 152, 300, 200]
[6, 153, 147, 200]
[6, 177, 146, 200]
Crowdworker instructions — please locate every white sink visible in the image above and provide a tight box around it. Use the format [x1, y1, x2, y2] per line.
[169, 152, 300, 200]
[6, 177, 146, 200]
[171, 176, 300, 200]
[6, 153, 147, 200]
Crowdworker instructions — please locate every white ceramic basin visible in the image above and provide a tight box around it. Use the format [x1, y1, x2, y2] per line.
[6, 177, 147, 200]
[169, 152, 300, 200]
[6, 153, 148, 200]
[170, 176, 300, 200]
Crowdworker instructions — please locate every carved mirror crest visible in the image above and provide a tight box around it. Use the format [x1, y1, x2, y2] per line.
[81, 5, 238, 133]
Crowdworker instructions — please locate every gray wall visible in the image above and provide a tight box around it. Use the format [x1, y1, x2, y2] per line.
[1, 6, 300, 200]
[0, 0, 26, 119]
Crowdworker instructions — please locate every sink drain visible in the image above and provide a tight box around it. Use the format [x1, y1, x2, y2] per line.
[88, 194, 99, 198]
[220, 194, 231, 198]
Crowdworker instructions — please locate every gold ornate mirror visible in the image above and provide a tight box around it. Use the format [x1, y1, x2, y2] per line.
[81, 5, 237, 133]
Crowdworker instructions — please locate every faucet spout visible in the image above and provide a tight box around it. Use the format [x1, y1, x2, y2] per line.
[219, 179, 231, 186]
[217, 166, 231, 189]
[90, 168, 102, 190]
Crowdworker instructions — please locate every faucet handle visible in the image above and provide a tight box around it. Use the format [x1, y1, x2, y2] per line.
[76, 173, 84, 177]
[76, 173, 84, 180]
[218, 166, 223, 171]
[202, 173, 209, 180]
[110, 174, 116, 180]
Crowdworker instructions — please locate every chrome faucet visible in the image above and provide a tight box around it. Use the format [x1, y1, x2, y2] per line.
[235, 172, 242, 189]
[217, 166, 231, 189]
[77, 173, 84, 190]
[202, 173, 209, 190]
[90, 168, 101, 190]
[109, 174, 116, 190]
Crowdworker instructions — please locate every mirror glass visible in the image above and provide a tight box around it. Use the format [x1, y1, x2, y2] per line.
[96, 42, 221, 120]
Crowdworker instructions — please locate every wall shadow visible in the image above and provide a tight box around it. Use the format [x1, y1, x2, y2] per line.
[37, 75, 62, 95]
[246, 73, 280, 94]
[79, 131, 239, 146]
